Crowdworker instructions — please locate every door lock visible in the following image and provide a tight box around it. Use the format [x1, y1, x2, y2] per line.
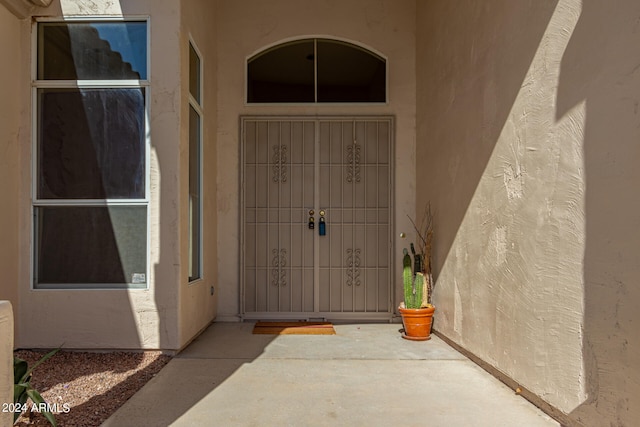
[308, 210, 315, 230]
[319, 210, 326, 236]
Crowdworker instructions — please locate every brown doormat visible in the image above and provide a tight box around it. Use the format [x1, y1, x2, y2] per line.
[252, 321, 336, 335]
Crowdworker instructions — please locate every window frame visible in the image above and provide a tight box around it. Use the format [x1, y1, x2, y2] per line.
[188, 37, 203, 284]
[31, 17, 151, 290]
[245, 37, 389, 106]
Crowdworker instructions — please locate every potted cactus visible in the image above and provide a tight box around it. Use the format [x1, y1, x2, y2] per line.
[399, 203, 435, 341]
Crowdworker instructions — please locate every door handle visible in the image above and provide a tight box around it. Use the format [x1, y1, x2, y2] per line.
[319, 210, 326, 236]
[308, 210, 315, 230]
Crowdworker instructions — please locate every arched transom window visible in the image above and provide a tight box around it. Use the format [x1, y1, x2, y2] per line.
[247, 38, 386, 103]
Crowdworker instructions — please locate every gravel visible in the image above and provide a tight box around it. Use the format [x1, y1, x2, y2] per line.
[13, 349, 171, 427]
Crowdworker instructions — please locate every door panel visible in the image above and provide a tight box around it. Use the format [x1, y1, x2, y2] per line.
[242, 117, 393, 320]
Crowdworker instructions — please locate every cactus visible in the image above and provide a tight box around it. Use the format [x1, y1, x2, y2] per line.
[405, 202, 434, 306]
[403, 247, 425, 309]
[403, 248, 414, 307]
[410, 243, 422, 277]
[422, 273, 431, 308]
[412, 273, 424, 309]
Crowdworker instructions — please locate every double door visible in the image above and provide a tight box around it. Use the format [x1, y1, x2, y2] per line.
[241, 117, 393, 320]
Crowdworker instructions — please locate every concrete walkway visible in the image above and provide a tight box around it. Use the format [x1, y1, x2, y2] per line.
[102, 322, 559, 427]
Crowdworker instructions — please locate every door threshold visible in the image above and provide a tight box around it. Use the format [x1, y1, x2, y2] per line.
[242, 312, 393, 323]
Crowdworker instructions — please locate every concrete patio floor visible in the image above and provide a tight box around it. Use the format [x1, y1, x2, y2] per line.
[101, 322, 560, 427]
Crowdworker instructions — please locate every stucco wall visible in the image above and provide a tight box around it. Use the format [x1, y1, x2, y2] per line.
[416, 0, 581, 414]
[16, 0, 183, 350]
[215, 0, 416, 320]
[0, 2, 21, 341]
[556, 1, 640, 424]
[178, 0, 218, 349]
[417, 0, 640, 424]
[0, 302, 13, 427]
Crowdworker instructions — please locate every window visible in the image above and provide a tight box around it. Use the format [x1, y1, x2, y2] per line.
[247, 38, 386, 103]
[188, 41, 202, 282]
[33, 20, 149, 289]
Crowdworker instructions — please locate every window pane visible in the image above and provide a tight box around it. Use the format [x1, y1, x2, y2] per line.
[38, 88, 146, 199]
[247, 40, 315, 103]
[317, 40, 386, 103]
[39, 22, 147, 80]
[35, 206, 147, 288]
[189, 193, 201, 281]
[189, 43, 201, 104]
[189, 106, 201, 281]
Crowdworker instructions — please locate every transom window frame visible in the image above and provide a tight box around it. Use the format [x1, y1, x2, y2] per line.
[31, 16, 152, 290]
[245, 36, 388, 105]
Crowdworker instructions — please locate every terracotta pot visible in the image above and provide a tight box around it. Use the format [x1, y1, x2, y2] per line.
[399, 306, 435, 341]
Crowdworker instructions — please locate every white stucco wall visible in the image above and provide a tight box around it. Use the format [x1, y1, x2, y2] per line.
[416, 0, 585, 414]
[0, 302, 13, 427]
[417, 0, 640, 424]
[0, 3, 21, 330]
[178, 0, 218, 349]
[16, 0, 183, 350]
[555, 1, 640, 424]
[214, 0, 417, 320]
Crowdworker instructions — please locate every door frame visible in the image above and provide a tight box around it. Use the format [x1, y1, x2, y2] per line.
[239, 115, 395, 321]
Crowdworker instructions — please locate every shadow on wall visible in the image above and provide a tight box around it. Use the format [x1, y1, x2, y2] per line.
[420, 1, 559, 276]
[557, 1, 640, 425]
[33, 14, 145, 348]
[415, 0, 601, 421]
[418, 0, 559, 335]
[11, 7, 165, 423]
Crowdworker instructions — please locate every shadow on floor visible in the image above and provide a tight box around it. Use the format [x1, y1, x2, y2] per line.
[101, 322, 559, 427]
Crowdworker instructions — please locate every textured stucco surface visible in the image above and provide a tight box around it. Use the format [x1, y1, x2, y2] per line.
[0, 2, 21, 332]
[214, 0, 416, 320]
[557, 1, 640, 425]
[14, 0, 184, 350]
[0, 302, 13, 427]
[11, 0, 219, 351]
[416, 0, 584, 415]
[0, 0, 35, 17]
[417, 0, 640, 425]
[178, 0, 218, 349]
